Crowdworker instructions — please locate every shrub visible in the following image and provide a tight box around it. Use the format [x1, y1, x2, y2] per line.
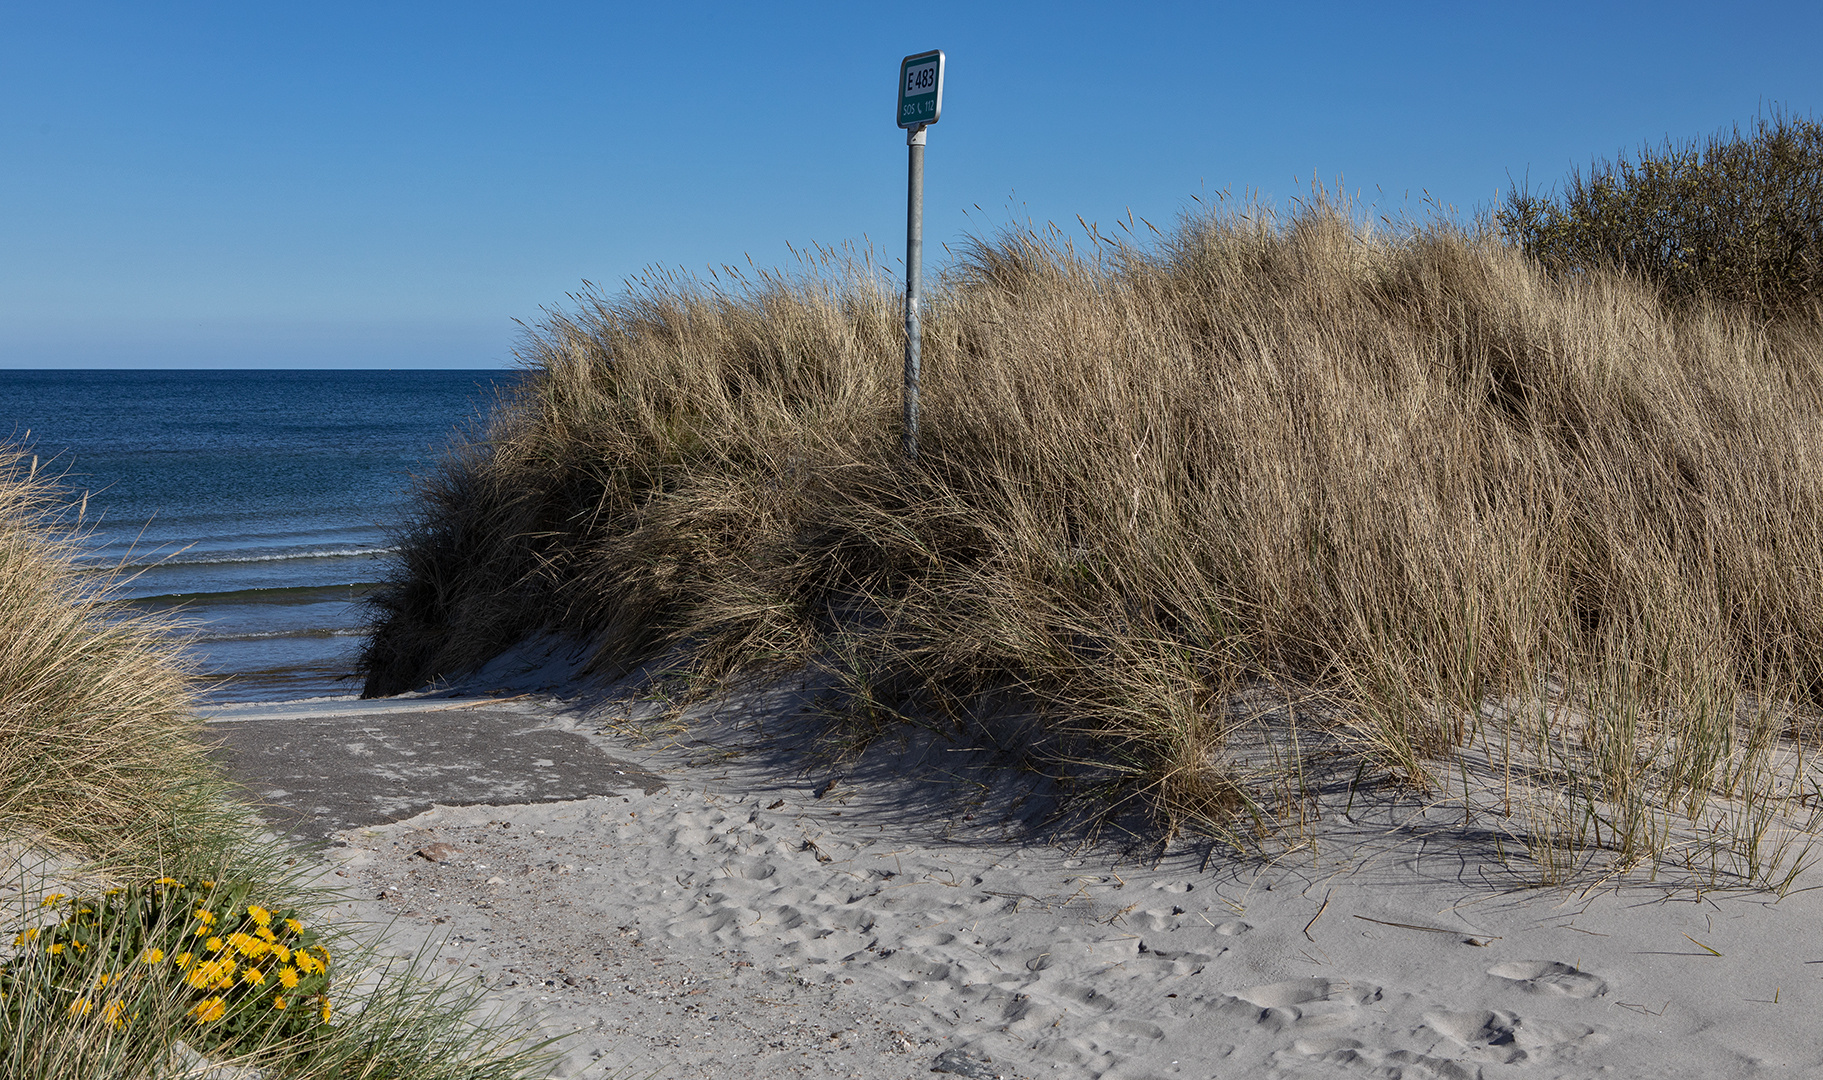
[1498, 110, 1823, 315]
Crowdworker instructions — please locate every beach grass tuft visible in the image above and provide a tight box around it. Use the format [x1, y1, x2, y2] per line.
[0, 448, 238, 871]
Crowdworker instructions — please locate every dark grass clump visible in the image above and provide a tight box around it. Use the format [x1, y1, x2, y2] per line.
[360, 201, 1823, 873]
[1499, 109, 1823, 316]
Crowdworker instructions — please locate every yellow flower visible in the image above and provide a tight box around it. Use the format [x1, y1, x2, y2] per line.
[271, 943, 291, 963]
[46, 944, 65, 956]
[154, 877, 183, 887]
[40, 893, 67, 908]
[241, 967, 265, 986]
[284, 918, 303, 934]
[227, 932, 268, 958]
[189, 997, 227, 1023]
[319, 999, 332, 1023]
[184, 957, 235, 990]
[11, 928, 38, 945]
[94, 971, 117, 989]
[199, 879, 216, 889]
[101, 1000, 128, 1029]
[278, 966, 299, 989]
[247, 904, 271, 925]
[193, 908, 217, 926]
[67, 997, 93, 1017]
[139, 947, 164, 964]
[174, 952, 194, 969]
[294, 944, 330, 972]
[272, 995, 287, 1010]
[205, 936, 226, 953]
[255, 925, 278, 943]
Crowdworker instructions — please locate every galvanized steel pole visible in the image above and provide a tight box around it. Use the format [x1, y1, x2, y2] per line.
[903, 123, 927, 461]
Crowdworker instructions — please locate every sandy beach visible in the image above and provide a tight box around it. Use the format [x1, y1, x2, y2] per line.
[174, 640, 1823, 1080]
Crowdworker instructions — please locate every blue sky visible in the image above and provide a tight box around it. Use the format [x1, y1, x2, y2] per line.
[4, 2, 1820, 368]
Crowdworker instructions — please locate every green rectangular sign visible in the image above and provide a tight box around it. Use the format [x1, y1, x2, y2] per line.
[897, 49, 944, 129]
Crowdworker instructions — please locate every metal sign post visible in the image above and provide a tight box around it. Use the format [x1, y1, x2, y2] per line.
[897, 49, 944, 460]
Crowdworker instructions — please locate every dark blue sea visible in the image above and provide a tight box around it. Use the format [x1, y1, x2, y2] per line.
[0, 370, 519, 703]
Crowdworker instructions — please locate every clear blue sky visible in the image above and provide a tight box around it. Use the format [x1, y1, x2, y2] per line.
[5, 1, 1820, 368]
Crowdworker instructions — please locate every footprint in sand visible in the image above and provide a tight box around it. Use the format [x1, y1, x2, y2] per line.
[1284, 1042, 1481, 1080]
[1218, 977, 1383, 1034]
[1422, 1009, 1598, 1066]
[1487, 960, 1608, 998]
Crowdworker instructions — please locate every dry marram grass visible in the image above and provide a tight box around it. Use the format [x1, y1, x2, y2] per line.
[0, 449, 226, 867]
[361, 199, 1823, 885]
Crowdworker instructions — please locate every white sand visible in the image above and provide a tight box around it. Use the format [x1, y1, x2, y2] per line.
[303, 646, 1823, 1080]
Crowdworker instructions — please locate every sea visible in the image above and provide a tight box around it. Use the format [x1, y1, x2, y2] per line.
[0, 369, 522, 703]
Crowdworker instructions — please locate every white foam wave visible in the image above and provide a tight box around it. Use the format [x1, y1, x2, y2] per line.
[85, 546, 399, 569]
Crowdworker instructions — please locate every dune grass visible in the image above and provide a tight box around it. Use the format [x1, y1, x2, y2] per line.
[359, 195, 1823, 886]
[0, 449, 556, 1077]
[0, 448, 233, 871]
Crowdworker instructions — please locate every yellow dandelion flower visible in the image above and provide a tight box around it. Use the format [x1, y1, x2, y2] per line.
[319, 999, 331, 1023]
[271, 943, 291, 963]
[138, 947, 164, 965]
[278, 966, 299, 989]
[199, 879, 216, 890]
[40, 893, 67, 908]
[12, 928, 38, 945]
[94, 972, 116, 989]
[185, 966, 215, 990]
[174, 952, 194, 969]
[284, 918, 303, 934]
[154, 877, 183, 887]
[192, 908, 216, 926]
[227, 931, 268, 958]
[189, 997, 227, 1023]
[101, 1000, 128, 1029]
[255, 925, 278, 943]
[68, 997, 93, 1017]
[46, 943, 65, 956]
[247, 904, 271, 925]
[272, 995, 287, 1010]
[241, 967, 265, 986]
[205, 936, 226, 953]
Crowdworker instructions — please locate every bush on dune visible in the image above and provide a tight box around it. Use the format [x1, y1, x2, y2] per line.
[1499, 109, 1823, 316]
